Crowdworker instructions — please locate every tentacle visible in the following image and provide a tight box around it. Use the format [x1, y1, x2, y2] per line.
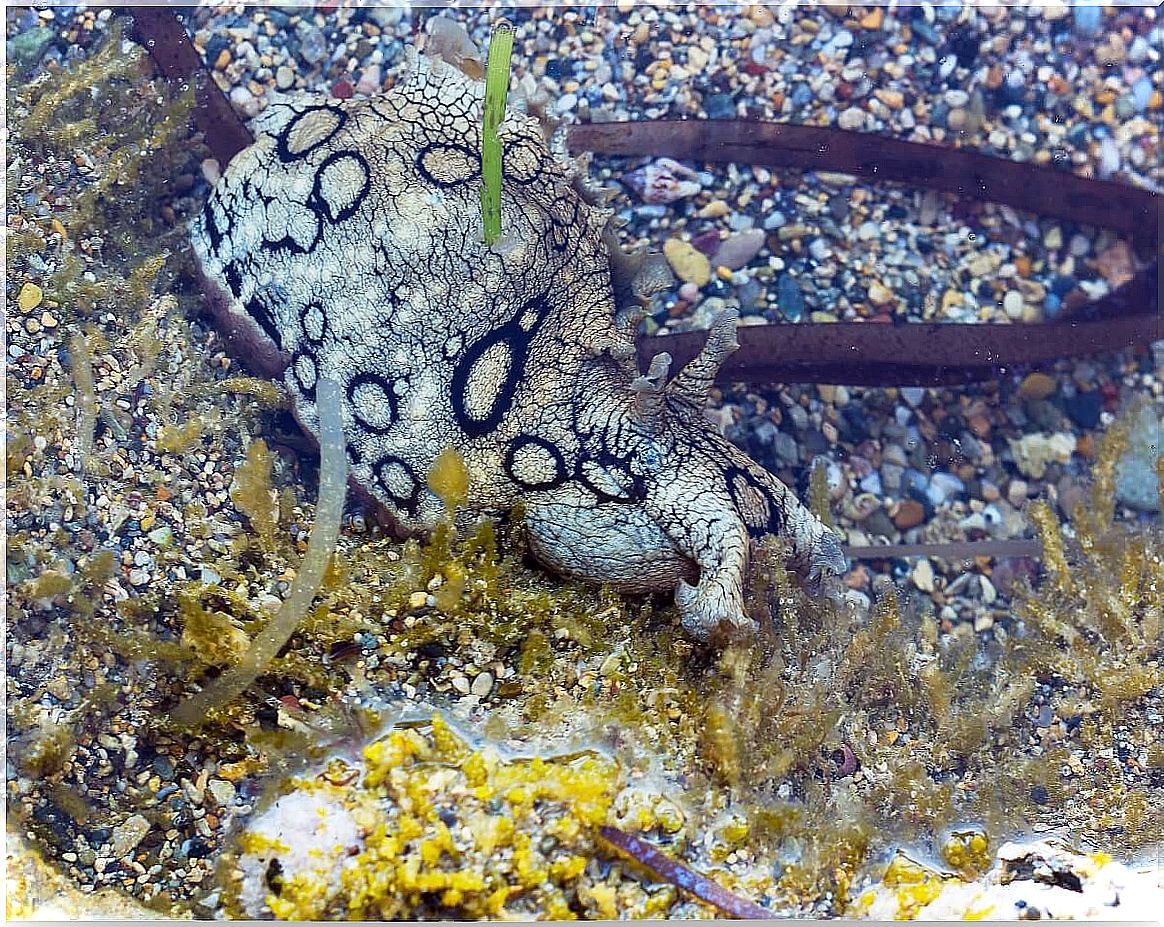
[632, 351, 671, 433]
[668, 308, 740, 409]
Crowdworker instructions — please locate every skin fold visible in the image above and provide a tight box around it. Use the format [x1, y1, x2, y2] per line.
[191, 51, 846, 642]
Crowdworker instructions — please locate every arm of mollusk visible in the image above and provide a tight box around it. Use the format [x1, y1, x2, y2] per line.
[170, 378, 347, 725]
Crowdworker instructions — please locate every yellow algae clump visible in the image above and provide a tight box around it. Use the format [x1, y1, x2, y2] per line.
[230, 439, 279, 554]
[879, 852, 951, 918]
[427, 446, 470, 513]
[227, 714, 627, 920]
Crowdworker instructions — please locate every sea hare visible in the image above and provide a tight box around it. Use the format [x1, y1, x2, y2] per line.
[190, 51, 844, 641]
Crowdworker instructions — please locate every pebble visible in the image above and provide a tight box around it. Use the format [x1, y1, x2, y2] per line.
[893, 500, 926, 530]
[838, 107, 866, 130]
[900, 387, 925, 409]
[1019, 372, 1057, 401]
[470, 672, 494, 698]
[1007, 479, 1029, 508]
[775, 272, 805, 321]
[927, 472, 965, 506]
[713, 229, 765, 270]
[1002, 291, 1024, 319]
[868, 281, 894, 307]
[408, 591, 429, 609]
[1114, 403, 1161, 512]
[663, 238, 711, 287]
[206, 779, 236, 807]
[911, 558, 936, 593]
[17, 283, 43, 311]
[275, 66, 294, 90]
[110, 815, 151, 858]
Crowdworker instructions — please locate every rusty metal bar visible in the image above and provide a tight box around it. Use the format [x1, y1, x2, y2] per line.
[567, 119, 1162, 253]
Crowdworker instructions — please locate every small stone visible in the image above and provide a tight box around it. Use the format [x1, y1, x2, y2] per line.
[408, 591, 429, 609]
[17, 283, 43, 311]
[927, 472, 965, 506]
[355, 64, 382, 96]
[39, 311, 58, 329]
[713, 229, 765, 270]
[775, 272, 805, 321]
[1007, 479, 1029, 507]
[276, 66, 295, 90]
[698, 199, 730, 219]
[450, 674, 471, 694]
[1064, 390, 1102, 429]
[1115, 402, 1161, 512]
[900, 387, 925, 408]
[214, 47, 231, 71]
[1095, 240, 1134, 289]
[678, 282, 700, 302]
[110, 814, 151, 858]
[206, 779, 236, 807]
[910, 558, 935, 593]
[868, 281, 894, 307]
[838, 107, 866, 130]
[893, 499, 926, 530]
[229, 85, 259, 118]
[1003, 290, 1024, 319]
[859, 6, 883, 29]
[470, 672, 494, 697]
[1019, 372, 1057, 400]
[1008, 433, 1076, 479]
[664, 238, 712, 286]
[874, 88, 903, 109]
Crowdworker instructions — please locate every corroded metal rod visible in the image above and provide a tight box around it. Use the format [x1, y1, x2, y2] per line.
[127, 6, 254, 165]
[567, 119, 1162, 252]
[598, 825, 775, 919]
[641, 261, 1160, 387]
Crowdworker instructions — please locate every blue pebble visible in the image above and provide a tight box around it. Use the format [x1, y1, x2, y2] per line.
[1044, 293, 1061, 316]
[1072, 5, 1102, 36]
[1132, 76, 1153, 114]
[776, 272, 805, 322]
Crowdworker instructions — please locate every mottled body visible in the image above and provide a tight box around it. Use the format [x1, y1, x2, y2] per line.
[191, 53, 844, 640]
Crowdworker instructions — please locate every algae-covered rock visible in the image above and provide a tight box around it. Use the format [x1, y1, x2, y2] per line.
[224, 714, 680, 920]
[855, 839, 1164, 920]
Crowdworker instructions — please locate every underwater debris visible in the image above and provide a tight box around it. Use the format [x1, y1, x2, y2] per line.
[171, 378, 346, 724]
[479, 20, 515, 246]
[598, 824, 773, 919]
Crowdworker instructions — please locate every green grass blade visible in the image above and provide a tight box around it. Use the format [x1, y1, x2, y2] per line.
[480, 20, 515, 246]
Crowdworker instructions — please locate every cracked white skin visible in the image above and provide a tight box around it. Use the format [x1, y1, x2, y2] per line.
[191, 53, 846, 642]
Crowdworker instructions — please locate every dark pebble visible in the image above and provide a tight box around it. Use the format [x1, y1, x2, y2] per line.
[1063, 389, 1102, 429]
[838, 406, 869, 444]
[204, 34, 230, 67]
[946, 25, 981, 68]
[705, 93, 737, 120]
[1030, 784, 1049, 805]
